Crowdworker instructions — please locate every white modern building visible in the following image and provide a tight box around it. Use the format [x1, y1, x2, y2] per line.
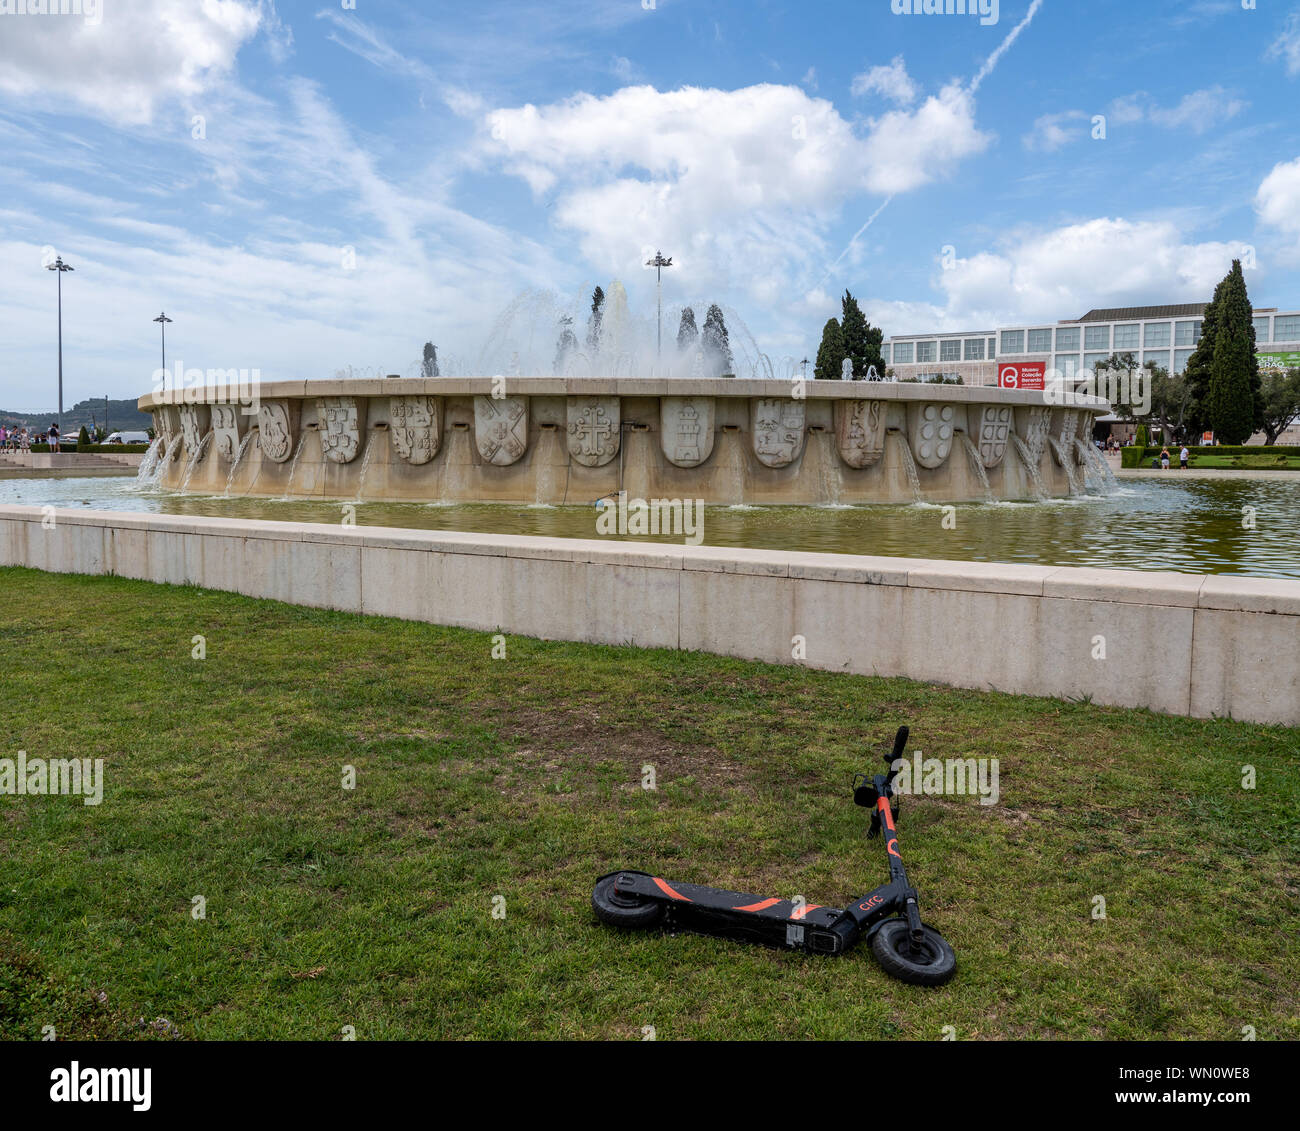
[884, 304, 1300, 387]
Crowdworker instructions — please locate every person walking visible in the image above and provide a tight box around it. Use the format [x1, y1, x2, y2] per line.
[1179, 445, 1189, 470]
[48, 423, 59, 453]
[1159, 446, 1171, 470]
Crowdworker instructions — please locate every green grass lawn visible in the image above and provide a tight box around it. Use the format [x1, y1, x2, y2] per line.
[1, 565, 1296, 1041]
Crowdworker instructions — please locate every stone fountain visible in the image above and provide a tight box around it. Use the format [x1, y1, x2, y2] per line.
[138, 377, 1110, 505]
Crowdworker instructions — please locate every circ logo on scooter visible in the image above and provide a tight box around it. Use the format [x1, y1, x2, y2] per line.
[858, 894, 885, 912]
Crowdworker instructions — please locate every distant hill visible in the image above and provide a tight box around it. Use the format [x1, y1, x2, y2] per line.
[0, 397, 151, 434]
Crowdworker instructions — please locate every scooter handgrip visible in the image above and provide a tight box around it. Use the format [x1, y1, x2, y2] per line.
[887, 725, 909, 764]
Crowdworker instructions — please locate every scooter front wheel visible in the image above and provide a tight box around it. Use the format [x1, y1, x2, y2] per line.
[870, 919, 956, 985]
[592, 873, 665, 930]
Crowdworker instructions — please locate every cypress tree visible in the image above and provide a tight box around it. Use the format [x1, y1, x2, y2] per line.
[1183, 279, 1221, 436]
[676, 307, 698, 351]
[1206, 260, 1262, 444]
[701, 304, 734, 377]
[586, 286, 605, 352]
[840, 290, 884, 379]
[814, 318, 846, 381]
[421, 342, 440, 378]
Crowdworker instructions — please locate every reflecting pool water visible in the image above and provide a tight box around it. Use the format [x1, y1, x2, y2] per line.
[2, 474, 1296, 578]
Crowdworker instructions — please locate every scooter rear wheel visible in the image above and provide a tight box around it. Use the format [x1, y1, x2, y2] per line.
[870, 919, 956, 985]
[592, 874, 665, 930]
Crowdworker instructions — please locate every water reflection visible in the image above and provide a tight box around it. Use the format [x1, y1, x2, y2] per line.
[2, 476, 1296, 578]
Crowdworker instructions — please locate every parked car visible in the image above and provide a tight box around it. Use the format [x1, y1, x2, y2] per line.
[105, 431, 151, 444]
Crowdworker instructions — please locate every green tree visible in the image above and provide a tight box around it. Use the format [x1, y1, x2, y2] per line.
[421, 342, 439, 378]
[77, 425, 91, 451]
[1183, 280, 1222, 435]
[839, 290, 884, 379]
[814, 318, 846, 381]
[1206, 260, 1262, 444]
[586, 286, 605, 352]
[1146, 364, 1193, 444]
[701, 304, 734, 377]
[676, 307, 698, 352]
[1259, 367, 1300, 445]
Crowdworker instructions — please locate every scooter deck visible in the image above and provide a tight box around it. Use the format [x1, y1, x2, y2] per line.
[608, 870, 851, 954]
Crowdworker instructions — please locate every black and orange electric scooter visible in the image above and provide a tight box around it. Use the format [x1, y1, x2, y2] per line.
[591, 725, 956, 985]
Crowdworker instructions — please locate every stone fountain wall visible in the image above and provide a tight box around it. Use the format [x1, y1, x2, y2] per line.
[139, 378, 1110, 505]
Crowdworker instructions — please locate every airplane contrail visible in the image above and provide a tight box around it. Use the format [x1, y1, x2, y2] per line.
[970, 0, 1046, 94]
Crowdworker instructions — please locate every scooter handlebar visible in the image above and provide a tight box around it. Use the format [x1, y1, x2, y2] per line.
[886, 725, 909, 765]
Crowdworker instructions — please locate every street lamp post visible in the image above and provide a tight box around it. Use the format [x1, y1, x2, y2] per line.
[153, 312, 173, 377]
[644, 250, 673, 369]
[46, 255, 74, 445]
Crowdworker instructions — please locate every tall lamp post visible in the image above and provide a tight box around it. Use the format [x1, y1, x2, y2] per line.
[153, 312, 173, 377]
[46, 255, 74, 444]
[645, 250, 673, 368]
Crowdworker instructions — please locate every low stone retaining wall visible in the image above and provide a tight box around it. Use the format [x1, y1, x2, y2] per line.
[2, 505, 1296, 727]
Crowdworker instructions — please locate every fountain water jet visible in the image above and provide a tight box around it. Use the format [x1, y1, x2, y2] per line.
[178, 433, 211, 493]
[1009, 434, 1047, 500]
[1048, 437, 1081, 495]
[959, 433, 994, 503]
[135, 438, 162, 486]
[224, 430, 256, 497]
[1077, 439, 1119, 494]
[890, 432, 923, 503]
[280, 433, 308, 500]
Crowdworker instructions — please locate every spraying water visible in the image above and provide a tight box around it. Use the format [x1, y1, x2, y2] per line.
[890, 432, 923, 503]
[281, 433, 308, 500]
[959, 433, 995, 503]
[1077, 439, 1119, 494]
[468, 285, 777, 379]
[1009, 434, 1047, 500]
[1048, 437, 1081, 495]
[354, 432, 377, 501]
[135, 439, 162, 485]
[224, 430, 256, 497]
[178, 433, 211, 493]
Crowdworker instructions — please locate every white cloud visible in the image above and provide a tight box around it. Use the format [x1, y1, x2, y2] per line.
[1147, 86, 1246, 132]
[858, 83, 990, 194]
[914, 218, 1255, 333]
[1106, 93, 1146, 125]
[1023, 110, 1086, 152]
[484, 82, 989, 304]
[1256, 156, 1300, 249]
[1267, 11, 1300, 76]
[1106, 87, 1247, 134]
[851, 56, 916, 105]
[0, 0, 267, 125]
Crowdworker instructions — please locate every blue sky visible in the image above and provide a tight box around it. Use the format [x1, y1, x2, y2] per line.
[1, 0, 1299, 406]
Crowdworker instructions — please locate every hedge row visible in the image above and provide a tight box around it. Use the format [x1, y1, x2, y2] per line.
[1121, 445, 1300, 468]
